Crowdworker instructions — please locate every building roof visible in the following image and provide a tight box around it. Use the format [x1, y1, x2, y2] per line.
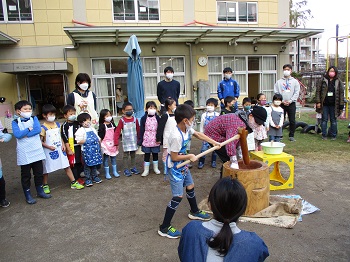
[0, 31, 19, 45]
[64, 26, 324, 46]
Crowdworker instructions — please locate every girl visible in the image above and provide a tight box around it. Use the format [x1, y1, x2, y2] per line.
[266, 94, 284, 142]
[98, 109, 120, 180]
[255, 93, 268, 150]
[220, 96, 235, 115]
[178, 177, 269, 261]
[138, 101, 161, 177]
[156, 98, 177, 175]
[75, 113, 103, 187]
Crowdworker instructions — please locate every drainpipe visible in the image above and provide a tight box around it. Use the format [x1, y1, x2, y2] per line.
[63, 44, 79, 61]
[186, 42, 195, 105]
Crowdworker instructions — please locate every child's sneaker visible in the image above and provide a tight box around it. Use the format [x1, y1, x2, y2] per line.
[157, 226, 181, 239]
[43, 184, 50, 194]
[130, 167, 140, 175]
[93, 177, 102, 184]
[124, 168, 132, 177]
[71, 181, 84, 190]
[0, 199, 10, 208]
[188, 210, 211, 221]
[77, 178, 85, 185]
[85, 180, 93, 187]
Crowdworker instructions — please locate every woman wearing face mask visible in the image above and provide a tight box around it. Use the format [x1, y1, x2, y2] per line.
[265, 94, 284, 142]
[67, 73, 98, 126]
[274, 64, 300, 142]
[217, 67, 240, 112]
[157, 66, 181, 114]
[138, 101, 161, 177]
[315, 66, 344, 140]
[204, 106, 267, 175]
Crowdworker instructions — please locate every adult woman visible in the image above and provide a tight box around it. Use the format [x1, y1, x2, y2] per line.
[67, 73, 98, 125]
[316, 66, 344, 140]
[178, 177, 269, 261]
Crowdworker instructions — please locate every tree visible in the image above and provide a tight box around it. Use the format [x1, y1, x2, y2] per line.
[289, 0, 313, 28]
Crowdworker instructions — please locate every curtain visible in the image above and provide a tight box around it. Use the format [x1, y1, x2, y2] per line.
[262, 57, 276, 70]
[234, 74, 246, 93]
[92, 60, 111, 115]
[261, 74, 275, 102]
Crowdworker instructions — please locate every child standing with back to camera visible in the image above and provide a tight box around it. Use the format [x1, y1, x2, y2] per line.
[75, 112, 103, 187]
[98, 109, 120, 180]
[138, 101, 161, 177]
[156, 97, 177, 176]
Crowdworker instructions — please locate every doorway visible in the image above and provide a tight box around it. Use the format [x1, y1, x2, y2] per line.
[248, 73, 260, 101]
[27, 74, 66, 119]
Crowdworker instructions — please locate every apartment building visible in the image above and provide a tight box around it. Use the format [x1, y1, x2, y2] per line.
[0, 0, 323, 118]
[289, 34, 322, 72]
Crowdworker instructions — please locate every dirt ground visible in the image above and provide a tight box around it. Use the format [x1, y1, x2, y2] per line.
[0, 137, 349, 262]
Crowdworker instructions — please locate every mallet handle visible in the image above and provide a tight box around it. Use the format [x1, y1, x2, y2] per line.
[176, 134, 241, 168]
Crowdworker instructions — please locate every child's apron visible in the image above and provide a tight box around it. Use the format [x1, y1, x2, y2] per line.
[166, 127, 191, 182]
[121, 118, 138, 152]
[15, 117, 45, 166]
[83, 129, 102, 166]
[42, 122, 69, 173]
[101, 124, 118, 156]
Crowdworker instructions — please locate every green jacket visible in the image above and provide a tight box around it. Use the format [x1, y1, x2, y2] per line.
[315, 77, 344, 117]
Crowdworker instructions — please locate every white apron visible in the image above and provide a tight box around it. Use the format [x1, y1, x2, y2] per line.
[42, 123, 69, 173]
[73, 92, 98, 125]
[16, 117, 46, 166]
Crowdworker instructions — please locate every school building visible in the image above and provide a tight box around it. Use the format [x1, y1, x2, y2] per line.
[0, 0, 323, 120]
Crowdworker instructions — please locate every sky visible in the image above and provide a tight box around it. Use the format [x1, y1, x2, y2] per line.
[304, 0, 350, 57]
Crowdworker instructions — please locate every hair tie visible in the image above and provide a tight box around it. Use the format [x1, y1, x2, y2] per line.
[223, 219, 230, 224]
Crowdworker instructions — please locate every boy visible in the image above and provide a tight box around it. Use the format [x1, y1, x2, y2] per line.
[237, 97, 252, 116]
[40, 104, 84, 193]
[198, 98, 220, 169]
[12, 100, 51, 204]
[183, 100, 195, 168]
[157, 66, 181, 113]
[75, 113, 103, 187]
[114, 102, 140, 177]
[158, 104, 221, 239]
[61, 105, 85, 185]
[217, 67, 240, 111]
[220, 96, 235, 115]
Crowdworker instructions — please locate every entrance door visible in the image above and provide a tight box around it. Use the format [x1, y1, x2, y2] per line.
[248, 73, 260, 101]
[28, 74, 66, 119]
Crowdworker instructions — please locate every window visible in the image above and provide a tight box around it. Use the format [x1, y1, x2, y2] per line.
[92, 56, 185, 115]
[216, 1, 257, 23]
[208, 55, 277, 101]
[0, 0, 33, 22]
[113, 0, 159, 22]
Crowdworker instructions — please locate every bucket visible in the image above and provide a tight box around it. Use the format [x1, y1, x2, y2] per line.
[261, 142, 285, 155]
[222, 160, 270, 216]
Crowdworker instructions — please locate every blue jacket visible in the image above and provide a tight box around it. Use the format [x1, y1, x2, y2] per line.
[217, 78, 240, 107]
[178, 221, 269, 262]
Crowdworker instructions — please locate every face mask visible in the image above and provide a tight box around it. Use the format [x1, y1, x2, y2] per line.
[244, 105, 251, 111]
[79, 83, 89, 91]
[125, 111, 133, 117]
[68, 115, 76, 121]
[259, 100, 267, 106]
[206, 106, 214, 112]
[83, 122, 91, 128]
[20, 111, 32, 119]
[147, 109, 157, 116]
[47, 116, 56, 122]
[283, 70, 291, 77]
[105, 116, 113, 122]
[274, 101, 282, 106]
[166, 73, 174, 80]
[329, 72, 335, 78]
[171, 107, 176, 113]
[224, 74, 232, 80]
[185, 120, 195, 132]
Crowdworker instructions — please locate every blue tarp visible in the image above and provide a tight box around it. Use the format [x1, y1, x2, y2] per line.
[124, 35, 145, 119]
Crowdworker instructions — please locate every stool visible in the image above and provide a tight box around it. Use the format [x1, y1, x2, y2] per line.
[250, 151, 294, 190]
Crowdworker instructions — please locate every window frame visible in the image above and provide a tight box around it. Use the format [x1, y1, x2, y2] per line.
[112, 0, 160, 23]
[216, 1, 258, 24]
[0, 0, 33, 23]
